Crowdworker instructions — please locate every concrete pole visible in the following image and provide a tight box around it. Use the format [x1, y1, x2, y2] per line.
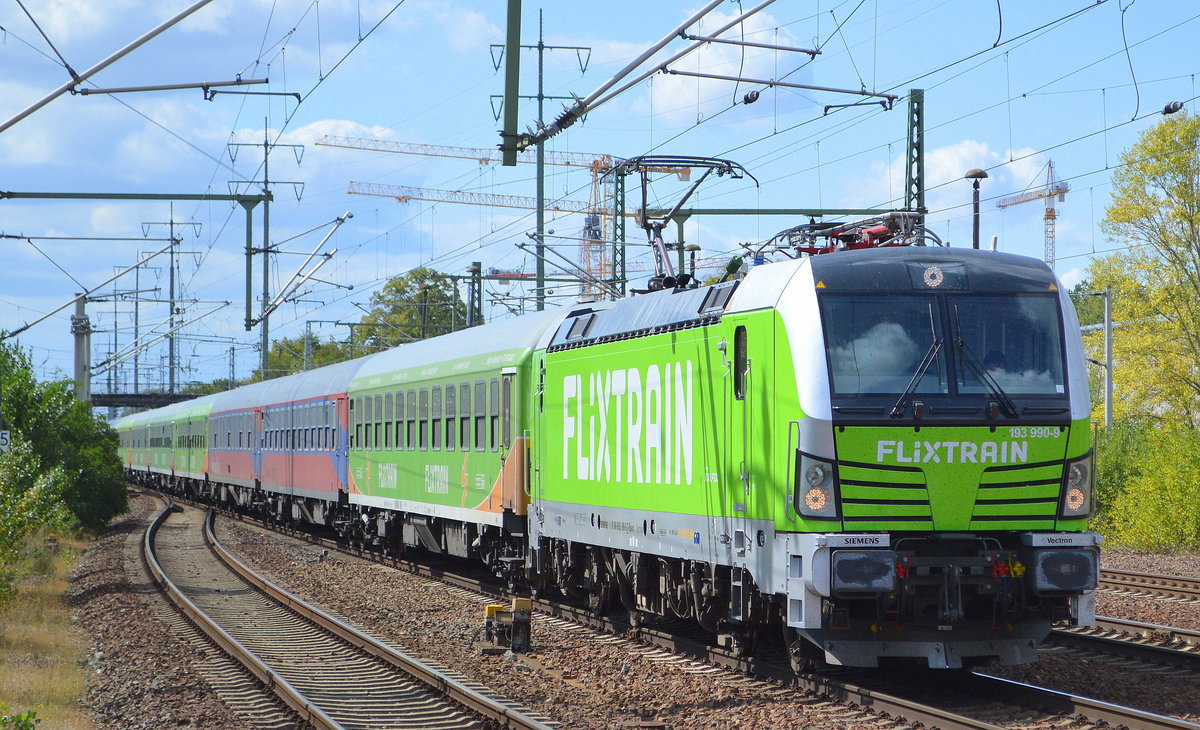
[535, 11, 546, 311]
[71, 295, 92, 403]
[261, 126, 271, 379]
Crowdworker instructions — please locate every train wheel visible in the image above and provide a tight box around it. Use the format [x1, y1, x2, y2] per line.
[729, 628, 759, 658]
[784, 626, 822, 673]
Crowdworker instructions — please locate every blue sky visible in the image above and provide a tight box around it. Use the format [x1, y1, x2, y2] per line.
[1, 0, 1196, 389]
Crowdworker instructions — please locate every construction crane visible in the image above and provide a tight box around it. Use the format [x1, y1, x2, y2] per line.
[996, 161, 1069, 270]
[348, 181, 612, 216]
[347, 181, 718, 286]
[321, 135, 617, 291]
[325, 135, 687, 296]
[317, 134, 611, 171]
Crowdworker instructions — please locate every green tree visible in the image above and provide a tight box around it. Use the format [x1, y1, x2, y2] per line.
[1086, 111, 1200, 426]
[1067, 279, 1104, 328]
[251, 332, 354, 381]
[0, 439, 71, 603]
[354, 267, 470, 351]
[0, 340, 126, 531]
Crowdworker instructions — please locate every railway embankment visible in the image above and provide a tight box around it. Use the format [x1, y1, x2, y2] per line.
[37, 490, 1200, 728]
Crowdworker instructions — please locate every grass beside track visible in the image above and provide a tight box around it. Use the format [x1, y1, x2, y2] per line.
[0, 534, 93, 729]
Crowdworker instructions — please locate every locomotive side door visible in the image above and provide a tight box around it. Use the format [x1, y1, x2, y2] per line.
[712, 320, 752, 568]
[722, 315, 774, 620]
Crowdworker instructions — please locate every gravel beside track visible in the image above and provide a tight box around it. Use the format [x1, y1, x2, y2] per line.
[1098, 552, 1200, 632]
[214, 518, 916, 730]
[67, 493, 260, 729]
[69, 496, 1200, 728]
[985, 551, 1200, 724]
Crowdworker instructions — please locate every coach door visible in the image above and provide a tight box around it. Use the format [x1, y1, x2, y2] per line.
[498, 368, 527, 516]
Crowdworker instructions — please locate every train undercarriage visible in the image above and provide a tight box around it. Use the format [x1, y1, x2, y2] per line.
[129, 467, 1095, 670]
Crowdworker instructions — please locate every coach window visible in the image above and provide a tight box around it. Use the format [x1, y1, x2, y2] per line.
[489, 378, 500, 452]
[363, 397, 374, 451]
[318, 405, 325, 451]
[374, 395, 383, 451]
[431, 386, 442, 451]
[444, 384, 456, 451]
[400, 391, 410, 446]
[459, 383, 471, 452]
[734, 325, 748, 400]
[384, 394, 394, 450]
[406, 390, 417, 450]
[475, 380, 487, 452]
[419, 388, 430, 450]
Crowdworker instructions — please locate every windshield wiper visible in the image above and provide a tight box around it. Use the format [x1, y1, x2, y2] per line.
[952, 306, 1019, 419]
[890, 337, 943, 418]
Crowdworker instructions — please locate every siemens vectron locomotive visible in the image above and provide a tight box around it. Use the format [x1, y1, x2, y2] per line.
[115, 244, 1099, 670]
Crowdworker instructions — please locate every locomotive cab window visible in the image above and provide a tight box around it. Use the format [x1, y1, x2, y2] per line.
[733, 326, 748, 400]
[952, 296, 1066, 396]
[819, 290, 1068, 420]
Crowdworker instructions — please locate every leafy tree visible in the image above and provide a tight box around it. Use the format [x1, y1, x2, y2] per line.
[0, 439, 70, 603]
[1099, 424, 1200, 552]
[0, 340, 126, 531]
[1085, 112, 1200, 426]
[354, 267, 470, 351]
[251, 332, 354, 381]
[1067, 279, 1105, 328]
[181, 378, 237, 396]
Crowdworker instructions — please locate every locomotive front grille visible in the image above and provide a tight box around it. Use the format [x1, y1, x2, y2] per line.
[836, 462, 934, 529]
[969, 461, 1064, 529]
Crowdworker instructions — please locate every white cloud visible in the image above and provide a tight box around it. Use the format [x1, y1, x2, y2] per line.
[26, 0, 128, 43]
[1058, 266, 1085, 289]
[279, 118, 396, 147]
[397, 1, 501, 53]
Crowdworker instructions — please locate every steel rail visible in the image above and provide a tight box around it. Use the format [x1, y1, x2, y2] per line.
[142, 501, 342, 729]
[971, 673, 1200, 730]
[1101, 569, 1200, 599]
[1091, 615, 1200, 645]
[203, 509, 555, 730]
[1048, 616, 1200, 671]
[167, 495, 1200, 730]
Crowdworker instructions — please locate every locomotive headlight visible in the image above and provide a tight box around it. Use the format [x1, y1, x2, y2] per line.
[803, 487, 829, 512]
[1060, 451, 1094, 519]
[1033, 548, 1098, 592]
[795, 451, 838, 520]
[832, 550, 897, 593]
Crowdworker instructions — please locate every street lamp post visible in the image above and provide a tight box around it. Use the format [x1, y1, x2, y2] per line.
[965, 169, 989, 250]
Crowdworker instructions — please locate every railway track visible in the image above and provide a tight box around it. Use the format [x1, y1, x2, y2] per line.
[196, 502, 1200, 730]
[143, 499, 556, 730]
[1100, 569, 1200, 602]
[1049, 616, 1200, 671]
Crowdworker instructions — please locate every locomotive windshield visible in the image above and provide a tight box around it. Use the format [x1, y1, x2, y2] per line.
[821, 292, 1066, 416]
